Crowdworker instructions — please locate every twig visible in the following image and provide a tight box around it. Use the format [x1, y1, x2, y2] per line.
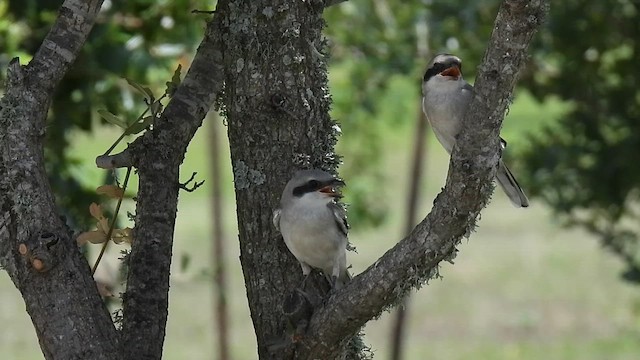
[179, 172, 205, 192]
[102, 94, 167, 158]
[390, 103, 429, 360]
[92, 167, 132, 275]
[191, 9, 216, 14]
[324, 0, 349, 8]
[208, 117, 229, 360]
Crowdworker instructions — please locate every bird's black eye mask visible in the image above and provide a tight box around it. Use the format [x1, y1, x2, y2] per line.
[423, 60, 462, 82]
[292, 179, 343, 197]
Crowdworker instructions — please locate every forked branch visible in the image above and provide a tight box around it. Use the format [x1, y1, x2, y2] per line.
[297, 1, 549, 358]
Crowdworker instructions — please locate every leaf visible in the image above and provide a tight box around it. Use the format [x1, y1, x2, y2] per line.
[96, 185, 124, 199]
[111, 227, 133, 244]
[125, 78, 154, 102]
[125, 115, 154, 135]
[97, 109, 128, 129]
[97, 217, 110, 234]
[164, 64, 182, 97]
[89, 203, 103, 220]
[77, 231, 107, 245]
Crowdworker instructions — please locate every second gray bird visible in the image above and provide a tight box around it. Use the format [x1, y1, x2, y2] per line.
[422, 53, 529, 207]
[273, 169, 351, 288]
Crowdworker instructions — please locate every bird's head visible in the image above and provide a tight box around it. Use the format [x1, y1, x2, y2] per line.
[282, 169, 345, 205]
[422, 54, 463, 93]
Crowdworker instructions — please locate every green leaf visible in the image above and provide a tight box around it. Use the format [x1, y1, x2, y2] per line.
[97, 109, 127, 129]
[125, 78, 155, 102]
[124, 116, 154, 135]
[164, 64, 182, 97]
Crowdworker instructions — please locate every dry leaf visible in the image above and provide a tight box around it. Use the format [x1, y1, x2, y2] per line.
[89, 203, 103, 220]
[97, 217, 110, 234]
[96, 185, 125, 199]
[77, 231, 108, 245]
[111, 227, 133, 244]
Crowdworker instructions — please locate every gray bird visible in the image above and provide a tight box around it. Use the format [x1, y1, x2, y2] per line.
[273, 169, 351, 288]
[422, 53, 529, 207]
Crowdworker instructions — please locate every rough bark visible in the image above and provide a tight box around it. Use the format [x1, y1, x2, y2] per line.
[1, 0, 547, 359]
[0, 1, 121, 359]
[295, 1, 548, 358]
[117, 16, 226, 360]
[215, 0, 343, 358]
[1, 0, 227, 358]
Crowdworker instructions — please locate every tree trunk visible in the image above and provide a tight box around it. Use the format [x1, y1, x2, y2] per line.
[1, 0, 548, 358]
[0, 1, 122, 358]
[216, 0, 341, 357]
[217, 0, 548, 358]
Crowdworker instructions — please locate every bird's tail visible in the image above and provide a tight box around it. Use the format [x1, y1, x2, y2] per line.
[496, 159, 529, 208]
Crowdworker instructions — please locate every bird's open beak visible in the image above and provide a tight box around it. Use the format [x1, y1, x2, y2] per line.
[319, 179, 345, 198]
[440, 66, 461, 79]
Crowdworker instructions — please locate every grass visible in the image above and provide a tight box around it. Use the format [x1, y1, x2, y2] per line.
[1, 91, 639, 360]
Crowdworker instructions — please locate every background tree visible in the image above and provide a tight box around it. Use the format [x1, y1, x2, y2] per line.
[0, 1, 547, 359]
[323, 0, 501, 227]
[517, 0, 640, 284]
[0, 0, 207, 229]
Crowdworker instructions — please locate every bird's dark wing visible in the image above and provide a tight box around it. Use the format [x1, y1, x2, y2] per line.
[327, 202, 349, 237]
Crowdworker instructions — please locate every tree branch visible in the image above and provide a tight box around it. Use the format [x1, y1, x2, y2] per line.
[298, 0, 549, 357]
[96, 150, 134, 169]
[118, 12, 226, 360]
[0, 0, 122, 358]
[28, 0, 105, 94]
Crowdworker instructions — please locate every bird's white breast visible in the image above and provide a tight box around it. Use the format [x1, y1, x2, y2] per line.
[422, 79, 472, 153]
[279, 197, 345, 273]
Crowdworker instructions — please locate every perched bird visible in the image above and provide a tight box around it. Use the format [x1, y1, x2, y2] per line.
[422, 53, 529, 208]
[273, 169, 351, 288]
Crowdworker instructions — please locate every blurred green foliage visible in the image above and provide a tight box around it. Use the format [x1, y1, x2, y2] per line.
[325, 0, 501, 227]
[2, 0, 639, 284]
[326, 0, 640, 285]
[0, 0, 209, 229]
[518, 0, 640, 283]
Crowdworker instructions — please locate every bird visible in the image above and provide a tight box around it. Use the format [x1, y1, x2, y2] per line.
[273, 169, 351, 289]
[422, 53, 529, 208]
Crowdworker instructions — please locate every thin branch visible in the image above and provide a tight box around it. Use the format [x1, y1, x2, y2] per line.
[208, 116, 230, 360]
[191, 9, 216, 14]
[390, 103, 429, 360]
[96, 150, 134, 169]
[92, 167, 132, 275]
[119, 9, 226, 359]
[297, 0, 549, 357]
[179, 172, 205, 192]
[0, 0, 122, 358]
[324, 0, 349, 8]
[27, 0, 106, 93]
